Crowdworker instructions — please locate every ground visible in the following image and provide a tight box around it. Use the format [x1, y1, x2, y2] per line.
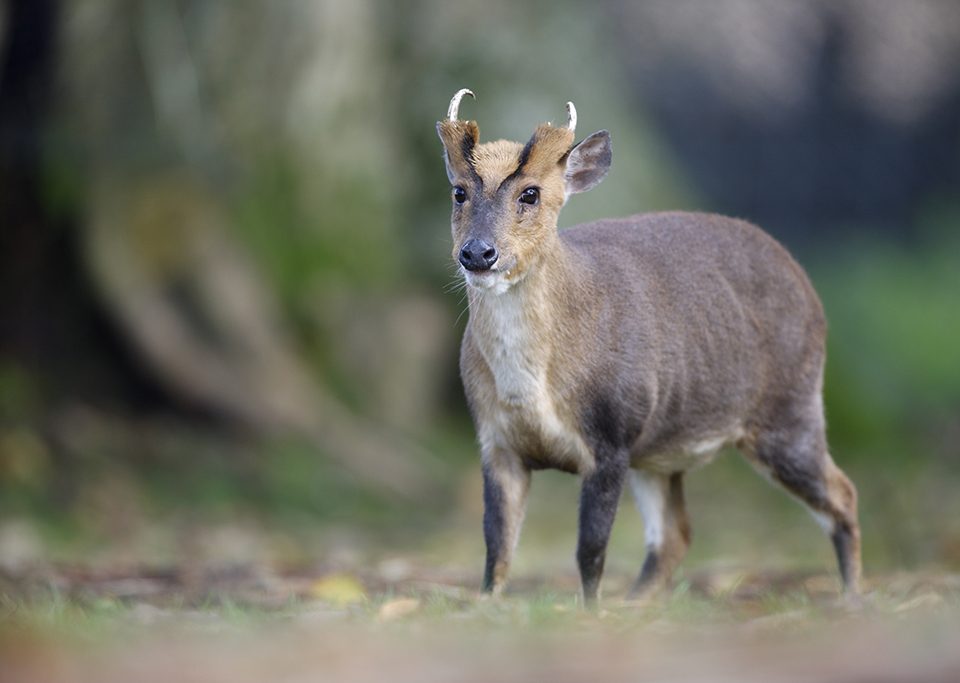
[2, 560, 960, 683]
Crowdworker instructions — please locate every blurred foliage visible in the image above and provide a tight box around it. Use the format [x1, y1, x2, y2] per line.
[817, 216, 960, 464]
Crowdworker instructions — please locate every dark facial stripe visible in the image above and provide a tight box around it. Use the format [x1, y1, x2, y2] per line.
[497, 131, 537, 191]
[460, 132, 483, 187]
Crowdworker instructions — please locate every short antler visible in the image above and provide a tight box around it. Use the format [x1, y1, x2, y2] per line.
[447, 88, 476, 121]
[565, 101, 577, 134]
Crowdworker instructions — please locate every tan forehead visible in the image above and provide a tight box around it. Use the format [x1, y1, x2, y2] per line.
[470, 140, 525, 187]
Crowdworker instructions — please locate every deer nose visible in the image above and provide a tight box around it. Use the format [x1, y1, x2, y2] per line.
[459, 238, 498, 272]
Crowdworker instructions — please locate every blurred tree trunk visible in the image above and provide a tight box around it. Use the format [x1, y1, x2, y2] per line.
[0, 0, 71, 370]
[1, 0, 438, 499]
[0, 0, 159, 408]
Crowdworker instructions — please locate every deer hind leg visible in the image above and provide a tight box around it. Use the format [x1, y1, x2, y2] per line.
[626, 470, 692, 601]
[744, 414, 862, 595]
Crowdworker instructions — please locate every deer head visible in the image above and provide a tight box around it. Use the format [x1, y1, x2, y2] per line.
[437, 89, 612, 294]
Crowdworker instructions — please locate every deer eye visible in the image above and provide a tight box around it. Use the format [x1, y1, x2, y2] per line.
[519, 187, 539, 205]
[453, 186, 467, 204]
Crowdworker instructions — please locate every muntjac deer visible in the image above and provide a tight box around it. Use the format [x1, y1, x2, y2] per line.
[437, 89, 861, 605]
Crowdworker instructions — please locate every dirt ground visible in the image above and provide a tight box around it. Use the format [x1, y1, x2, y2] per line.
[2, 562, 959, 683]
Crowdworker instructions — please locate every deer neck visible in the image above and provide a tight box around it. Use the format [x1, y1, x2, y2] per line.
[468, 238, 579, 405]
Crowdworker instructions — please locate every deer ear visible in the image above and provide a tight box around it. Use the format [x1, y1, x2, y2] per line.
[564, 130, 611, 195]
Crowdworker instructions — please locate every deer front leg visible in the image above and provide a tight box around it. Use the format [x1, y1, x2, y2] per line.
[481, 450, 531, 595]
[577, 451, 629, 606]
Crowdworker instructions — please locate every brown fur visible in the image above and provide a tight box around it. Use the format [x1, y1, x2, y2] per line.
[470, 140, 524, 183]
[438, 111, 861, 604]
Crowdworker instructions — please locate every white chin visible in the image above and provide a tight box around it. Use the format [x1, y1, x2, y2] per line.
[464, 270, 513, 295]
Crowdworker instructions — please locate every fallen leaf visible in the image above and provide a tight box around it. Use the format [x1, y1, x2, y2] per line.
[377, 598, 421, 622]
[308, 574, 366, 606]
[893, 592, 943, 614]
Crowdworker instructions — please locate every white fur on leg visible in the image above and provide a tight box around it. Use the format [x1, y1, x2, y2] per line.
[810, 509, 834, 534]
[629, 470, 666, 549]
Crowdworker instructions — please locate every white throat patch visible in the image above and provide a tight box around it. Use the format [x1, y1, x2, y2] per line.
[473, 286, 593, 473]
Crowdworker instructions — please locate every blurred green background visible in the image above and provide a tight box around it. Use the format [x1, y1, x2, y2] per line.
[0, 0, 958, 582]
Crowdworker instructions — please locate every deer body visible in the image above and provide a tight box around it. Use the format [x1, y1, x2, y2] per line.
[464, 213, 797, 473]
[438, 90, 861, 605]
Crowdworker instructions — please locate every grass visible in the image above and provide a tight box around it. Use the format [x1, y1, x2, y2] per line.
[4, 561, 957, 632]
[3, 541, 960, 682]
